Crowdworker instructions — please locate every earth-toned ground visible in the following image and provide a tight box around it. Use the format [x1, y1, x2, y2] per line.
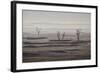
[23, 41, 90, 63]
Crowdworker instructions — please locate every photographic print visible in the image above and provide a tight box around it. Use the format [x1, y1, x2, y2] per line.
[11, 1, 97, 72]
[22, 10, 91, 63]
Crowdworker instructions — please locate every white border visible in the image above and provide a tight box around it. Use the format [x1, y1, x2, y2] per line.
[16, 4, 96, 70]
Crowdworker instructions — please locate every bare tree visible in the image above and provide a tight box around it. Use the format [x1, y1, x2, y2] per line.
[36, 27, 40, 37]
[76, 29, 80, 41]
[57, 31, 60, 40]
[62, 32, 65, 40]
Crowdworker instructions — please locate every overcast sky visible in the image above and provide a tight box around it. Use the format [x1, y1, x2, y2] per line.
[23, 10, 91, 34]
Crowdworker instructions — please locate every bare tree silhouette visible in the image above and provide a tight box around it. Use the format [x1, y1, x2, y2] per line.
[56, 31, 66, 40]
[36, 27, 40, 37]
[62, 32, 65, 40]
[57, 31, 60, 40]
[76, 29, 80, 41]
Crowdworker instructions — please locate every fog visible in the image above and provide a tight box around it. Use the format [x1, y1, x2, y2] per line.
[22, 10, 91, 34]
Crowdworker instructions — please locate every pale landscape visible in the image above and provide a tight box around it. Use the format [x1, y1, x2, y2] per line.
[22, 10, 91, 63]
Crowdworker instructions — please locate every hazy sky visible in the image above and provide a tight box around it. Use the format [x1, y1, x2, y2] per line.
[23, 10, 91, 34]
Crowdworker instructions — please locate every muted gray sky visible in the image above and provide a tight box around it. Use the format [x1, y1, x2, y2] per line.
[23, 10, 91, 34]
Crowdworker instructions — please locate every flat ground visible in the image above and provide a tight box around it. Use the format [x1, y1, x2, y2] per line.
[23, 44, 91, 63]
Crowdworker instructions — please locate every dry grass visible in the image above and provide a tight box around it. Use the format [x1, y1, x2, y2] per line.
[23, 44, 90, 63]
